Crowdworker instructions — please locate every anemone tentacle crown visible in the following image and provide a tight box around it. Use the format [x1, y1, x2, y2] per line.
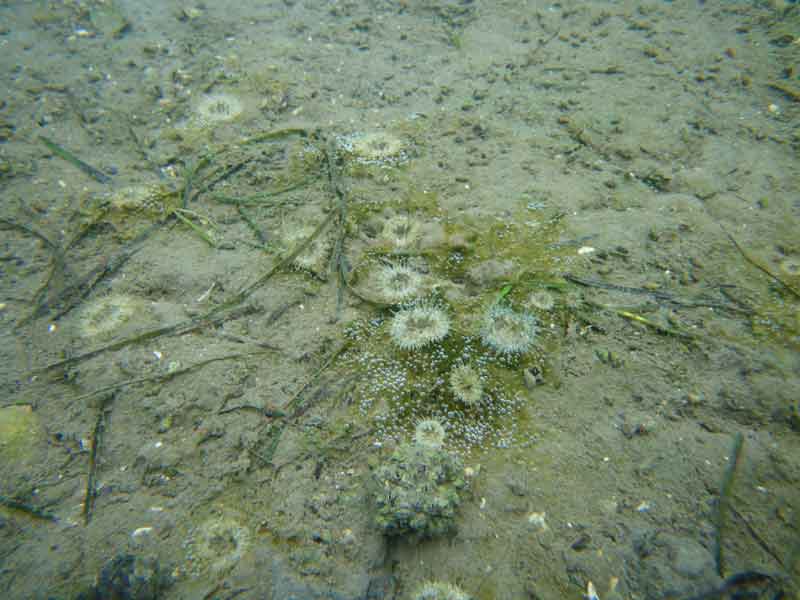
[390, 304, 450, 350]
[481, 305, 538, 355]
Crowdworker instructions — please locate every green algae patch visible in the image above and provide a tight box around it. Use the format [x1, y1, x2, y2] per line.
[0, 405, 43, 470]
[748, 295, 800, 351]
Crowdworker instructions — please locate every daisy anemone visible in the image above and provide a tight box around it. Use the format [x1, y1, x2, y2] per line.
[413, 581, 471, 600]
[375, 263, 423, 303]
[390, 304, 450, 350]
[414, 419, 446, 449]
[284, 224, 331, 272]
[481, 305, 538, 355]
[449, 364, 483, 407]
[382, 215, 421, 250]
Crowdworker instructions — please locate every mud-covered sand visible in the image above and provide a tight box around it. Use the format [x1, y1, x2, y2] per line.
[1, 1, 798, 599]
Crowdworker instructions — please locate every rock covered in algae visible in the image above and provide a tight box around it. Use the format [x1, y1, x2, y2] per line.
[372, 442, 466, 538]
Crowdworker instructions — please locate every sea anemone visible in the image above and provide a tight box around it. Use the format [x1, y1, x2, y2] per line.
[449, 364, 483, 407]
[414, 419, 446, 449]
[412, 581, 471, 600]
[480, 305, 538, 355]
[79, 294, 140, 339]
[527, 290, 555, 311]
[186, 516, 250, 575]
[381, 215, 421, 250]
[283, 224, 331, 273]
[337, 131, 409, 166]
[375, 263, 423, 303]
[194, 92, 244, 126]
[390, 304, 450, 350]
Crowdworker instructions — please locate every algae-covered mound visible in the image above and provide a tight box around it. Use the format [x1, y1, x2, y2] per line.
[372, 442, 466, 538]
